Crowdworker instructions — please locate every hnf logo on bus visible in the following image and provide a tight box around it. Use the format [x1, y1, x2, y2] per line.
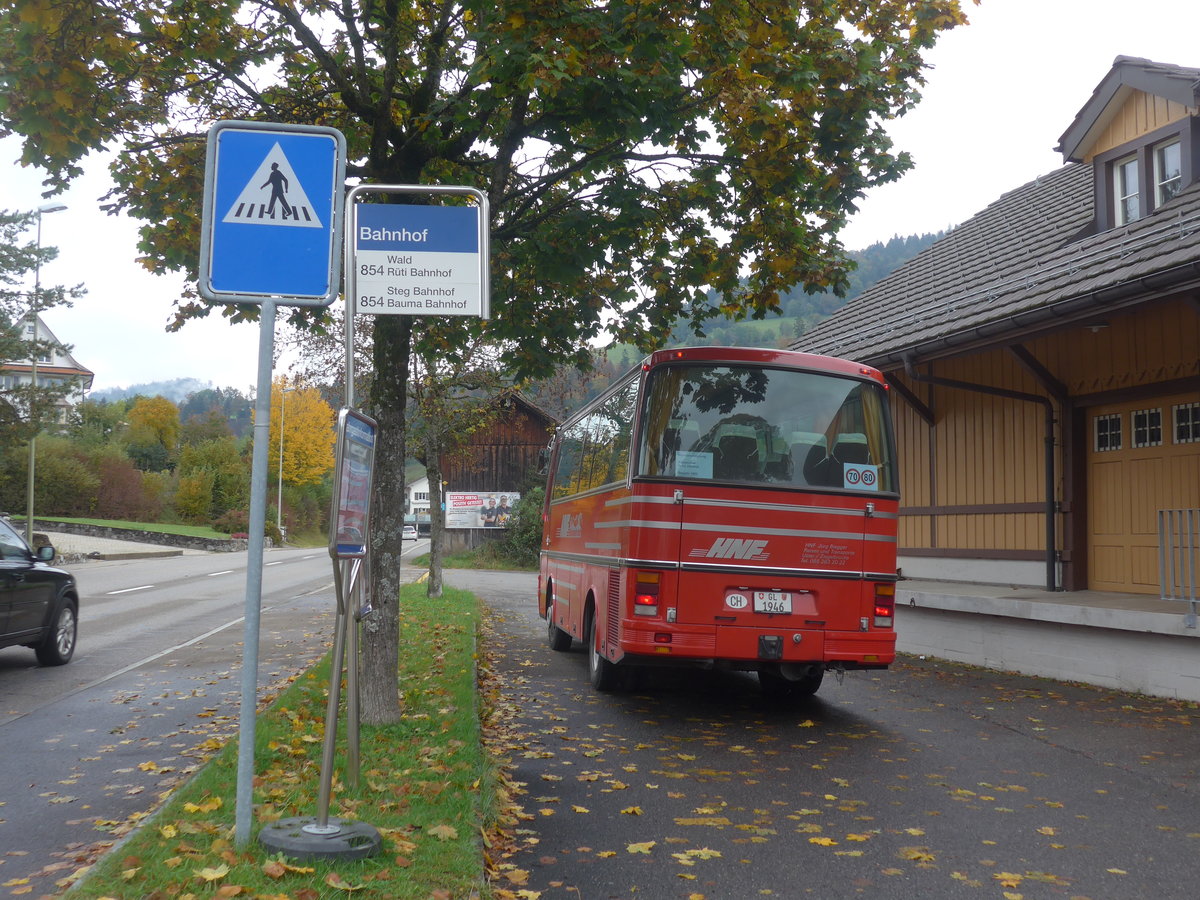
[690, 538, 770, 560]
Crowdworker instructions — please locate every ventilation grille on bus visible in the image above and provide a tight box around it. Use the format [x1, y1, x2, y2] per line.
[606, 570, 621, 646]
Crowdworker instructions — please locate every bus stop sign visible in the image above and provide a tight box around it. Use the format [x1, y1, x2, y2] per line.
[200, 120, 346, 306]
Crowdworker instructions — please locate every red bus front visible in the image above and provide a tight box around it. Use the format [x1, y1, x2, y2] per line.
[540, 347, 899, 697]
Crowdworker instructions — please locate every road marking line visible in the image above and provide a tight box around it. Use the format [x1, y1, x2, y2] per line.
[107, 585, 154, 595]
[207, 570, 236, 577]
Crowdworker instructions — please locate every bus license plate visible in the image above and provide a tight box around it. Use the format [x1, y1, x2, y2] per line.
[753, 591, 792, 614]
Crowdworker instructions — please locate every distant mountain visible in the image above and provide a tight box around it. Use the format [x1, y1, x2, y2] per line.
[91, 377, 214, 404]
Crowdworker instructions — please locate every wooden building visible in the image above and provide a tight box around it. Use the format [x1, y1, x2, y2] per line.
[796, 57, 1200, 595]
[439, 389, 557, 550]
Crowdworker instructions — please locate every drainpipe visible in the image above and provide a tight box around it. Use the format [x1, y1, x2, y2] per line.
[903, 357, 1058, 592]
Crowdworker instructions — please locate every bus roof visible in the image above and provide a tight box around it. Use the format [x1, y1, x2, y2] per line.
[643, 346, 888, 387]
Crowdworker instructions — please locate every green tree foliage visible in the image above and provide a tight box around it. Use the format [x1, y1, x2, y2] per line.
[126, 395, 180, 472]
[0, 435, 98, 517]
[178, 436, 250, 520]
[175, 469, 216, 524]
[0, 209, 86, 451]
[1, 0, 968, 721]
[179, 387, 252, 439]
[496, 485, 544, 568]
[73, 397, 132, 449]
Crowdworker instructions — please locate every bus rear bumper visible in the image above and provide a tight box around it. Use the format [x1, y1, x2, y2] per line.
[620, 624, 895, 668]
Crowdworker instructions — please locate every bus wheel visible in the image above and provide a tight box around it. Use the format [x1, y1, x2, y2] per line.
[759, 667, 824, 700]
[586, 613, 621, 692]
[546, 595, 572, 652]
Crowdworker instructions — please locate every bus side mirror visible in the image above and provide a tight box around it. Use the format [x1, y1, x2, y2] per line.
[537, 447, 549, 475]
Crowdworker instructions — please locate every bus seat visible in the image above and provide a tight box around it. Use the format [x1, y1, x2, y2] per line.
[832, 433, 870, 464]
[715, 433, 759, 480]
[788, 433, 827, 485]
[676, 420, 700, 451]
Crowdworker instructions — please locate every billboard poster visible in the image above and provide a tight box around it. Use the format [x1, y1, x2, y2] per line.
[445, 491, 520, 529]
[329, 409, 378, 558]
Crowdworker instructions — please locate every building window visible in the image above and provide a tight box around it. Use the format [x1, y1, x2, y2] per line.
[415, 491, 428, 501]
[1131, 408, 1162, 448]
[1175, 402, 1200, 444]
[1155, 140, 1183, 205]
[1114, 155, 1140, 225]
[1094, 413, 1122, 452]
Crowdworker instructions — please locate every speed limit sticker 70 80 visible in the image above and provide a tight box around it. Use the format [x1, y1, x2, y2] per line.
[843, 463, 878, 490]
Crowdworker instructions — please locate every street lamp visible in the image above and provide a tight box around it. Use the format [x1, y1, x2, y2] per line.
[276, 386, 295, 539]
[25, 202, 68, 545]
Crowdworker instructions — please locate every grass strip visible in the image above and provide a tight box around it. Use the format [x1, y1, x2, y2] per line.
[28, 517, 231, 540]
[65, 583, 494, 900]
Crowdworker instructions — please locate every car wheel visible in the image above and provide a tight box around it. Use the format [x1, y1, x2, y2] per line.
[546, 594, 572, 652]
[36, 599, 77, 666]
[586, 611, 621, 692]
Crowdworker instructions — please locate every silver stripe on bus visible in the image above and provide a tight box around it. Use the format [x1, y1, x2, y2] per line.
[585, 542, 622, 551]
[542, 549, 892, 582]
[684, 496, 898, 520]
[603, 493, 898, 519]
[551, 562, 587, 575]
[555, 580, 578, 592]
[543, 550, 624, 568]
[593, 518, 897, 543]
[679, 561, 863, 580]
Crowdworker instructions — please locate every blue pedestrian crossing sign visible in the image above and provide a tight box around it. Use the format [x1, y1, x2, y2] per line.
[199, 120, 347, 306]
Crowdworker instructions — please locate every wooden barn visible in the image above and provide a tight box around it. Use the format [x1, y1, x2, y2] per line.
[796, 56, 1200, 597]
[439, 389, 557, 551]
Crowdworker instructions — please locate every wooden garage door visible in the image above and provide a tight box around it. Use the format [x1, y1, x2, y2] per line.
[1087, 395, 1200, 593]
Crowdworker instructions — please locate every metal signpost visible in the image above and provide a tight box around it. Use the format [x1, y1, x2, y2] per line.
[198, 120, 346, 849]
[259, 410, 382, 860]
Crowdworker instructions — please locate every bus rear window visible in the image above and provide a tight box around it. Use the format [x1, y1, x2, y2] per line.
[637, 364, 896, 492]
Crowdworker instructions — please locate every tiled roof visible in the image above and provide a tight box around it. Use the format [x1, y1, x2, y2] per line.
[795, 164, 1200, 368]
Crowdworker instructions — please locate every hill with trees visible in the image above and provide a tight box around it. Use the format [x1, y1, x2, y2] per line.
[526, 231, 944, 418]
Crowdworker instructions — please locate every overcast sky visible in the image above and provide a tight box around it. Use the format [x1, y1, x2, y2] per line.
[5, 0, 1197, 393]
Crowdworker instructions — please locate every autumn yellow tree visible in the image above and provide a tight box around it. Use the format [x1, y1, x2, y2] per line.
[268, 379, 334, 488]
[125, 395, 180, 472]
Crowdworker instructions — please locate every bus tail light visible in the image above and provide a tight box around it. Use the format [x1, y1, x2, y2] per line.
[873, 583, 895, 627]
[634, 573, 660, 617]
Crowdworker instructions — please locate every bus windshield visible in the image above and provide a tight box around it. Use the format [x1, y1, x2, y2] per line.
[637, 363, 896, 492]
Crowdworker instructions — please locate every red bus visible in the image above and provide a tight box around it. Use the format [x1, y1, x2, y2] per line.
[538, 346, 899, 697]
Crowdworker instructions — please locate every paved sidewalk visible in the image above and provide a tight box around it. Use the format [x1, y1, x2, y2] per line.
[35, 530, 200, 562]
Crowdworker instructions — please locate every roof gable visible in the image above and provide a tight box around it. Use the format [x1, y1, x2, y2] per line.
[1057, 56, 1200, 162]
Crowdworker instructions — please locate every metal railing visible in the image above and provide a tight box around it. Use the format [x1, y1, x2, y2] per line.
[1158, 509, 1199, 628]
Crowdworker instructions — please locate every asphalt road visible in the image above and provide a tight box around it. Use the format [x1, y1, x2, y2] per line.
[456, 569, 1200, 900]
[0, 542, 423, 899]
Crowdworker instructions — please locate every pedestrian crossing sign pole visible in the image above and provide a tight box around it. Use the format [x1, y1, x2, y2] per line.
[198, 120, 349, 851]
[200, 120, 346, 306]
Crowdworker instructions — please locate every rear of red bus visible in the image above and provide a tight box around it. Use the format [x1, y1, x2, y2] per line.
[540, 347, 899, 697]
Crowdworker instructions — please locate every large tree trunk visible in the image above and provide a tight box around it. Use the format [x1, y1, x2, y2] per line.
[360, 316, 411, 725]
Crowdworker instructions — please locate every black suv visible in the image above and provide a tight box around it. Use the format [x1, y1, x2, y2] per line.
[0, 518, 79, 665]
